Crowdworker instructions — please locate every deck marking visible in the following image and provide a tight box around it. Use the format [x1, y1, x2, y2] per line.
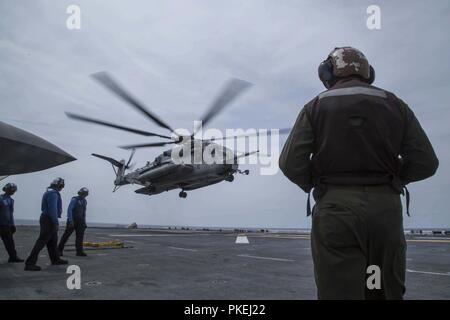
[407, 269, 450, 276]
[236, 236, 250, 244]
[413, 237, 450, 240]
[107, 233, 312, 240]
[248, 235, 310, 240]
[407, 239, 450, 244]
[106, 233, 450, 243]
[237, 254, 294, 262]
[109, 234, 213, 237]
[169, 246, 198, 252]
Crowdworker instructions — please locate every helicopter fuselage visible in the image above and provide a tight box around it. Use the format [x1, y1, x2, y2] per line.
[118, 143, 242, 197]
[68, 73, 265, 198]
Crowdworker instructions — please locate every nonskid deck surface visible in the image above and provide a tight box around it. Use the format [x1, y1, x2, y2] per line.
[0, 226, 449, 299]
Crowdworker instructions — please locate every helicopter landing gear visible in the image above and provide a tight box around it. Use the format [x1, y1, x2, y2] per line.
[179, 191, 187, 198]
[225, 175, 234, 182]
[238, 169, 249, 175]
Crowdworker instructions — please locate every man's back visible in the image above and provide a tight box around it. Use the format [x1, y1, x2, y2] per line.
[0, 194, 13, 225]
[305, 78, 438, 187]
[280, 78, 439, 193]
[279, 46, 439, 300]
[307, 78, 405, 184]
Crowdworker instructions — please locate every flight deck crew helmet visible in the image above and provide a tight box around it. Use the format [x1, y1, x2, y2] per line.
[50, 177, 65, 189]
[318, 46, 375, 89]
[2, 183, 17, 194]
[78, 187, 89, 197]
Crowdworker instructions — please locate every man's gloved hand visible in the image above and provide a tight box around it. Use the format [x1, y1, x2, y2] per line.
[10, 225, 16, 234]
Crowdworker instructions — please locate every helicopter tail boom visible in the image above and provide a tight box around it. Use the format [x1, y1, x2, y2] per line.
[92, 153, 123, 167]
[92, 153, 130, 189]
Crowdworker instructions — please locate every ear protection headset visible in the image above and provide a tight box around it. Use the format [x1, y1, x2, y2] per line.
[318, 57, 375, 89]
[78, 187, 89, 197]
[50, 177, 65, 189]
[2, 183, 17, 194]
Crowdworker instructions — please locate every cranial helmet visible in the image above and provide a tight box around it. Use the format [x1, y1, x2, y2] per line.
[50, 177, 65, 189]
[318, 46, 375, 89]
[78, 187, 89, 197]
[2, 183, 17, 194]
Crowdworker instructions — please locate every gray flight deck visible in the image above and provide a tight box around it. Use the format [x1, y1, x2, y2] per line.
[0, 226, 449, 299]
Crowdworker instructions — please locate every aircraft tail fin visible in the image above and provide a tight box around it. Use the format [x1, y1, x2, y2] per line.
[92, 153, 124, 167]
[91, 151, 135, 189]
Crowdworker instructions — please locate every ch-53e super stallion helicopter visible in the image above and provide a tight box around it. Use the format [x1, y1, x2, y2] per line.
[66, 72, 290, 198]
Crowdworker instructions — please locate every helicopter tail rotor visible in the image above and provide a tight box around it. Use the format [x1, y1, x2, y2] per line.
[125, 149, 136, 169]
[92, 153, 131, 190]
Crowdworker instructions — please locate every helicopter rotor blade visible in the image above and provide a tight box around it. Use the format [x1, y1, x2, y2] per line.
[91, 71, 177, 134]
[125, 149, 136, 168]
[194, 78, 252, 135]
[235, 150, 259, 159]
[208, 127, 292, 142]
[224, 149, 259, 164]
[119, 141, 177, 150]
[66, 112, 172, 139]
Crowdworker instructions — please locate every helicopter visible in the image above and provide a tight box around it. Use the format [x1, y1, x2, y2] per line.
[66, 72, 290, 198]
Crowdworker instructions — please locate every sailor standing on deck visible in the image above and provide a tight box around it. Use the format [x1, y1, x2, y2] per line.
[0, 183, 24, 263]
[58, 187, 89, 257]
[24, 178, 68, 271]
[279, 47, 439, 299]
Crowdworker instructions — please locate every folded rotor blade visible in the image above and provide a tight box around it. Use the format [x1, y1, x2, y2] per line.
[0, 121, 76, 175]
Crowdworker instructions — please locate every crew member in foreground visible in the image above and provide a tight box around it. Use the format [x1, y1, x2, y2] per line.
[280, 47, 439, 299]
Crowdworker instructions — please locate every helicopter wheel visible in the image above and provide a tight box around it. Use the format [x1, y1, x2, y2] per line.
[225, 175, 234, 182]
[179, 191, 187, 198]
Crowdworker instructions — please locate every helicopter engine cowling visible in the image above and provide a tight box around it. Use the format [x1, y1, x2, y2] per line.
[137, 163, 193, 181]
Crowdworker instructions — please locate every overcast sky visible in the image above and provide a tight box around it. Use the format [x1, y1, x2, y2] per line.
[0, 0, 448, 228]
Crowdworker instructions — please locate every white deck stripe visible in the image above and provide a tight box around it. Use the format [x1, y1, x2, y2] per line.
[237, 254, 294, 262]
[249, 235, 310, 240]
[407, 269, 450, 276]
[413, 237, 450, 240]
[169, 246, 198, 252]
[407, 239, 450, 243]
[108, 234, 212, 237]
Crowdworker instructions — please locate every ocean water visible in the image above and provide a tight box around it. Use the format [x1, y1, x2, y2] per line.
[14, 219, 449, 234]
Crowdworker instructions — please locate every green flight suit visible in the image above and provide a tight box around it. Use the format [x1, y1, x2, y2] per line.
[279, 79, 439, 300]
